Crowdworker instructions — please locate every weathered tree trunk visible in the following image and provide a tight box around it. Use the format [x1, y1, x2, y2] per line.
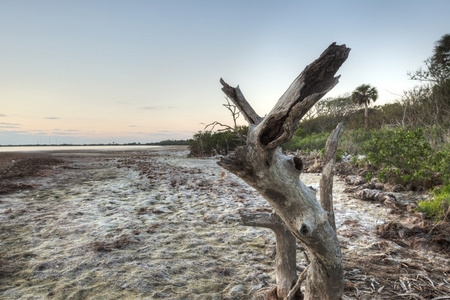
[320, 123, 344, 232]
[240, 212, 297, 298]
[218, 43, 350, 299]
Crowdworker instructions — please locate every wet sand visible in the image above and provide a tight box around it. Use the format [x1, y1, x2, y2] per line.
[0, 147, 448, 299]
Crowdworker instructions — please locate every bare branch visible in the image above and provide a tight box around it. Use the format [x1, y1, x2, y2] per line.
[240, 212, 281, 229]
[220, 78, 263, 125]
[203, 97, 246, 142]
[241, 211, 297, 298]
[320, 122, 344, 231]
[285, 265, 309, 300]
[222, 97, 246, 141]
[202, 121, 234, 132]
[255, 43, 350, 149]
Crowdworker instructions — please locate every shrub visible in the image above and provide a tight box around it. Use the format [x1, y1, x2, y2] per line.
[431, 145, 450, 185]
[282, 132, 330, 152]
[417, 185, 450, 220]
[189, 126, 248, 156]
[362, 128, 435, 187]
[319, 148, 345, 162]
[338, 128, 374, 155]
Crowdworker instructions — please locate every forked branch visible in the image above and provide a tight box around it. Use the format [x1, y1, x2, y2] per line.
[256, 43, 350, 149]
[220, 78, 263, 125]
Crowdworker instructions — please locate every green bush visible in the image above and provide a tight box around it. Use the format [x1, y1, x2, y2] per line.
[362, 128, 435, 187]
[319, 147, 345, 162]
[282, 132, 330, 152]
[339, 128, 374, 155]
[431, 143, 450, 184]
[417, 184, 450, 220]
[189, 126, 248, 156]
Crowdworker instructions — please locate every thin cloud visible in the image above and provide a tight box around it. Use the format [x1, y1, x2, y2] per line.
[0, 130, 34, 135]
[157, 130, 194, 134]
[45, 117, 60, 120]
[0, 125, 20, 129]
[129, 125, 137, 127]
[0, 114, 6, 117]
[142, 105, 174, 110]
[53, 129, 81, 132]
[0, 122, 21, 126]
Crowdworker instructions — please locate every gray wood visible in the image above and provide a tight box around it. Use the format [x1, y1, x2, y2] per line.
[240, 212, 297, 298]
[218, 43, 350, 299]
[320, 123, 344, 232]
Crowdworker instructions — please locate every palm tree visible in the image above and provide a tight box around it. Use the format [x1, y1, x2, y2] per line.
[432, 33, 450, 68]
[351, 84, 378, 129]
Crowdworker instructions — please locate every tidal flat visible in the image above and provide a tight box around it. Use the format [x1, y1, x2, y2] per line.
[0, 147, 448, 299]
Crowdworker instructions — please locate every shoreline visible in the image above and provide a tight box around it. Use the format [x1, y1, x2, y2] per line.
[0, 144, 189, 153]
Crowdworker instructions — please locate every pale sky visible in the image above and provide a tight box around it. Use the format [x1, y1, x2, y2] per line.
[1, 0, 449, 145]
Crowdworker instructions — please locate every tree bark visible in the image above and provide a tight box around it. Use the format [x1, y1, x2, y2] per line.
[240, 212, 297, 298]
[320, 123, 344, 232]
[218, 43, 350, 299]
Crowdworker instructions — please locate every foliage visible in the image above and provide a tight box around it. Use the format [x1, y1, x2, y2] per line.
[296, 115, 338, 136]
[362, 128, 436, 187]
[338, 128, 374, 155]
[430, 142, 450, 184]
[150, 139, 190, 146]
[189, 126, 248, 156]
[417, 184, 450, 220]
[282, 132, 329, 152]
[351, 84, 379, 129]
[409, 33, 450, 85]
[406, 33, 450, 127]
[315, 95, 355, 118]
[351, 84, 379, 107]
[365, 172, 375, 182]
[319, 147, 345, 162]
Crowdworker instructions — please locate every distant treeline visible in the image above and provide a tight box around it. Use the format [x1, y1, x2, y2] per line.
[143, 139, 190, 146]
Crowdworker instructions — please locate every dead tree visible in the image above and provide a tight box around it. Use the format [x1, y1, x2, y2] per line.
[218, 43, 350, 299]
[240, 212, 297, 298]
[240, 122, 345, 299]
[320, 122, 344, 232]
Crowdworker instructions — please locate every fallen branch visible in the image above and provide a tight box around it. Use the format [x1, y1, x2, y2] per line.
[285, 265, 309, 300]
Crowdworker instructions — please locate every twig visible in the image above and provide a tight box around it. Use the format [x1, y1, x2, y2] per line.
[285, 265, 309, 300]
[428, 206, 450, 235]
[202, 121, 234, 132]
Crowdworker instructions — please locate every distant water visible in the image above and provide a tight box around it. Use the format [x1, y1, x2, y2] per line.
[0, 145, 161, 153]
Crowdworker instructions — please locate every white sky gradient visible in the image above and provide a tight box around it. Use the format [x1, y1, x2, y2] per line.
[1, 0, 449, 145]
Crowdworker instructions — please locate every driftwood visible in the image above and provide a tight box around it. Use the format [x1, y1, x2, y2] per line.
[240, 212, 297, 298]
[320, 123, 344, 231]
[241, 122, 344, 298]
[285, 265, 309, 300]
[355, 189, 396, 202]
[218, 43, 350, 299]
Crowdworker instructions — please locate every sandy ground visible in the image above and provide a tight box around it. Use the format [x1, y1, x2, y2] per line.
[0, 147, 449, 299]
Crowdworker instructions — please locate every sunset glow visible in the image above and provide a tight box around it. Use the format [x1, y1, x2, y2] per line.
[1, 0, 449, 145]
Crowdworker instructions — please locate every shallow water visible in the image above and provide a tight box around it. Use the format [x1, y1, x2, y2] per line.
[0, 145, 163, 153]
